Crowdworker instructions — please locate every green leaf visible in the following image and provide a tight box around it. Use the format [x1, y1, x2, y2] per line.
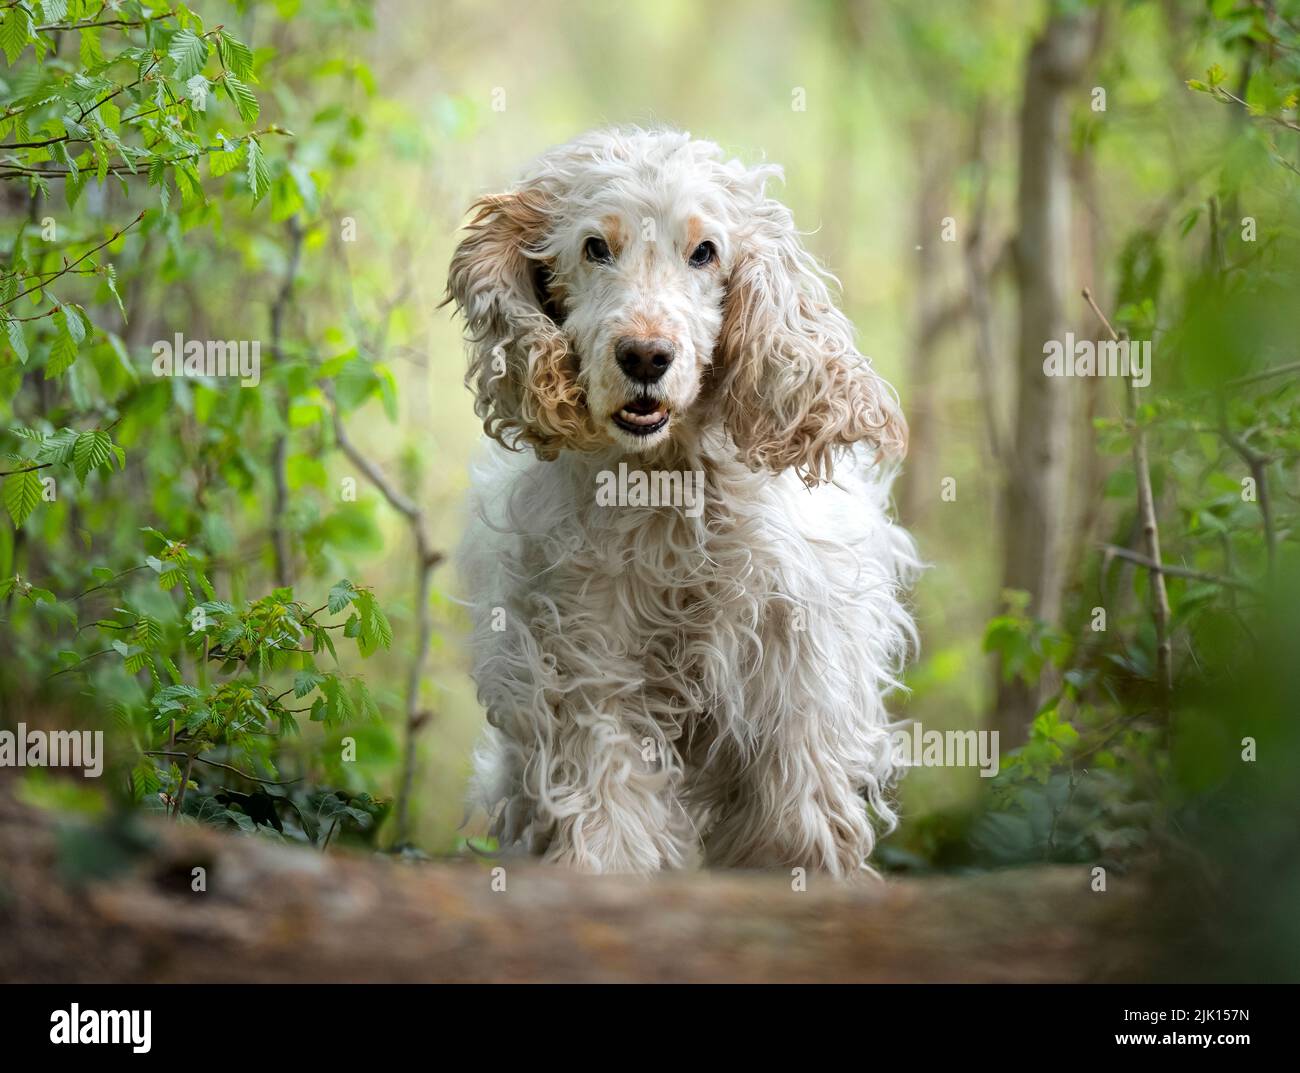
[131, 756, 161, 800]
[0, 8, 32, 66]
[208, 137, 245, 178]
[217, 31, 255, 80]
[104, 264, 126, 323]
[63, 304, 87, 345]
[370, 603, 393, 650]
[45, 311, 79, 379]
[327, 579, 357, 614]
[72, 429, 112, 484]
[38, 427, 77, 464]
[4, 317, 28, 365]
[3, 468, 42, 528]
[186, 74, 210, 112]
[168, 29, 210, 81]
[98, 100, 120, 132]
[245, 135, 269, 204]
[80, 27, 104, 69]
[354, 679, 381, 722]
[352, 589, 393, 653]
[222, 74, 259, 124]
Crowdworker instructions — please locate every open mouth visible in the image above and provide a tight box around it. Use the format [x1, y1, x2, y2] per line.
[612, 397, 671, 436]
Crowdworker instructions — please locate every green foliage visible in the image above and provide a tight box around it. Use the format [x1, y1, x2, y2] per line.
[1, 0, 423, 851]
[886, 0, 1300, 902]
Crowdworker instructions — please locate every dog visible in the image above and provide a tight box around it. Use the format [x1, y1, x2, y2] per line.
[445, 128, 918, 875]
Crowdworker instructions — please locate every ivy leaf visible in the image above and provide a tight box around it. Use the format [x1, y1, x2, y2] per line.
[3, 468, 42, 528]
[72, 429, 112, 484]
[168, 29, 210, 81]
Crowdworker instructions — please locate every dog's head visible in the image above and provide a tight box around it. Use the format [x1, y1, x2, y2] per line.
[445, 128, 905, 482]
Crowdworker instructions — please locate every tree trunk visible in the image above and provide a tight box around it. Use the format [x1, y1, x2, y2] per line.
[898, 136, 952, 526]
[995, 10, 1096, 745]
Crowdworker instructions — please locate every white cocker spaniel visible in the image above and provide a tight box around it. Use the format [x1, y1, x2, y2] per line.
[446, 128, 918, 875]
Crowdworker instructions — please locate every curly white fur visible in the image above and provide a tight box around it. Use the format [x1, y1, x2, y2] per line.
[446, 128, 919, 875]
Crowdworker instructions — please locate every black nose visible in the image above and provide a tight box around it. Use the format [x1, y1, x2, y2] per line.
[615, 337, 675, 383]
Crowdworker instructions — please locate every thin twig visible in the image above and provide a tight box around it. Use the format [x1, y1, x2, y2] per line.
[146, 750, 302, 787]
[1083, 287, 1173, 697]
[172, 753, 196, 818]
[269, 218, 304, 587]
[323, 384, 443, 844]
[0, 211, 145, 310]
[1218, 406, 1277, 578]
[1099, 544, 1253, 591]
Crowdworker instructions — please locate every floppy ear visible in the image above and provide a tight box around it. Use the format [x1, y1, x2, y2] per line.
[716, 190, 906, 484]
[444, 187, 598, 458]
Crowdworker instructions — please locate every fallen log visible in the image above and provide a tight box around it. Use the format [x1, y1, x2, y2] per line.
[0, 788, 1154, 983]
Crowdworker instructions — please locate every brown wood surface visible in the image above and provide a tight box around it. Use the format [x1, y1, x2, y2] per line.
[0, 789, 1154, 983]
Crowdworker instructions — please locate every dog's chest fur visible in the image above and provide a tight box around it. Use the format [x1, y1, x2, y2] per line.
[485, 447, 872, 741]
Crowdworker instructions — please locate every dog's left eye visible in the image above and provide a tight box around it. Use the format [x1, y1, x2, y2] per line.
[584, 236, 613, 264]
[687, 241, 716, 268]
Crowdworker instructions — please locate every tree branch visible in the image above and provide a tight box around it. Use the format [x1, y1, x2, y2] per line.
[269, 217, 304, 588]
[323, 382, 443, 844]
[146, 751, 303, 787]
[1098, 544, 1253, 591]
[0, 210, 145, 310]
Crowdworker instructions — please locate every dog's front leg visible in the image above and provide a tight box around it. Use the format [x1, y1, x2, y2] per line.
[478, 694, 695, 875]
[701, 732, 880, 877]
[699, 607, 897, 877]
[529, 707, 695, 874]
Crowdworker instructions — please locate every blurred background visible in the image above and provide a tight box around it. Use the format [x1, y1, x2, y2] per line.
[2, 0, 1299, 979]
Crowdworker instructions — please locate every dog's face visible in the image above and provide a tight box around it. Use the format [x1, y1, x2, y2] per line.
[552, 201, 726, 450]
[446, 128, 905, 482]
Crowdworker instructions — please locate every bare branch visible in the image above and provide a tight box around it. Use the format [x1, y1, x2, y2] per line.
[1099, 544, 1253, 591]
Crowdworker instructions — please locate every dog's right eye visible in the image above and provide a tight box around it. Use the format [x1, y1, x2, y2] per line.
[584, 236, 613, 264]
